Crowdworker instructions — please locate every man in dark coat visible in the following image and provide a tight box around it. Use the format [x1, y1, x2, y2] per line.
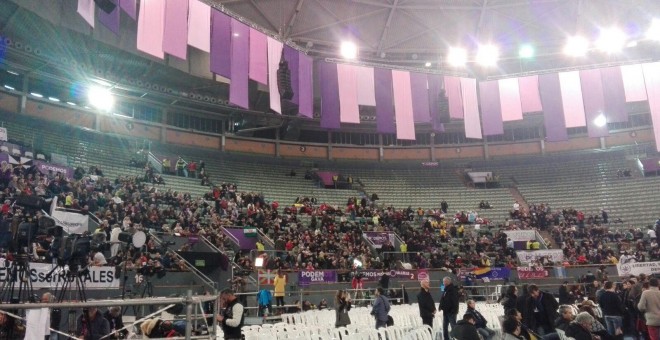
[440, 276, 459, 340]
[417, 279, 436, 328]
[558, 281, 572, 304]
[523, 284, 559, 336]
[450, 314, 481, 340]
[565, 312, 596, 340]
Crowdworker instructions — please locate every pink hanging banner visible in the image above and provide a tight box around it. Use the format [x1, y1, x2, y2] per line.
[600, 66, 627, 123]
[163, 0, 189, 60]
[229, 19, 249, 109]
[444, 76, 464, 119]
[498, 78, 523, 121]
[187, 0, 211, 52]
[267, 37, 283, 114]
[249, 28, 268, 85]
[356, 66, 376, 106]
[392, 70, 416, 140]
[120, 0, 136, 20]
[643, 62, 660, 152]
[137, 0, 166, 59]
[580, 68, 608, 138]
[77, 0, 95, 28]
[558, 71, 586, 128]
[621, 64, 647, 102]
[518, 75, 542, 113]
[337, 64, 360, 124]
[462, 78, 482, 139]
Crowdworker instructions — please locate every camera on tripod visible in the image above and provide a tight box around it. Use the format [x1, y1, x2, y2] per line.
[137, 265, 166, 279]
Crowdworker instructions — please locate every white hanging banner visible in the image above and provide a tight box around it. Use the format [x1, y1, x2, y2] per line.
[51, 209, 89, 234]
[0, 261, 118, 289]
[617, 261, 660, 277]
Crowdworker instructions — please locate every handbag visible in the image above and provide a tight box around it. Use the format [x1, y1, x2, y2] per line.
[386, 315, 394, 327]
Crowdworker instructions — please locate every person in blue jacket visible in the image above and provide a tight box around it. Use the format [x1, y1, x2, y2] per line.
[257, 289, 272, 316]
[371, 287, 391, 329]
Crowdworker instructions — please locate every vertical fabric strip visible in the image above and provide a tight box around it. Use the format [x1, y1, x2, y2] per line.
[77, 0, 95, 28]
[163, 0, 189, 60]
[375, 68, 396, 134]
[319, 62, 341, 129]
[642, 62, 660, 152]
[137, 0, 166, 59]
[267, 37, 283, 114]
[98, 0, 120, 34]
[249, 28, 268, 85]
[478, 80, 503, 136]
[498, 78, 523, 121]
[357, 66, 376, 106]
[392, 70, 416, 140]
[298, 54, 313, 118]
[621, 64, 647, 102]
[558, 71, 586, 128]
[410, 73, 431, 123]
[600, 66, 627, 123]
[580, 68, 609, 138]
[538, 73, 568, 142]
[427, 74, 445, 132]
[283, 46, 300, 105]
[187, 0, 210, 52]
[462, 78, 482, 139]
[337, 64, 360, 124]
[229, 19, 249, 109]
[518, 75, 543, 113]
[120, 0, 136, 20]
[444, 76, 464, 119]
[210, 9, 231, 78]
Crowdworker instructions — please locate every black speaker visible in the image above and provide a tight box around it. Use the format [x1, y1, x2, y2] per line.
[15, 195, 45, 210]
[277, 59, 294, 100]
[438, 89, 450, 124]
[94, 0, 117, 14]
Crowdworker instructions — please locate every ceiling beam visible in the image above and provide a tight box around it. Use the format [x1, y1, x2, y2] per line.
[290, 6, 387, 37]
[304, 0, 374, 47]
[247, 0, 280, 34]
[379, 9, 445, 51]
[475, 0, 489, 40]
[376, 0, 400, 53]
[283, 0, 305, 39]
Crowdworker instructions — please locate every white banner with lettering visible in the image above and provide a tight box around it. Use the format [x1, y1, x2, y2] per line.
[617, 261, 660, 277]
[0, 261, 118, 289]
[516, 249, 564, 264]
[51, 209, 89, 234]
[504, 230, 537, 242]
[0, 127, 7, 142]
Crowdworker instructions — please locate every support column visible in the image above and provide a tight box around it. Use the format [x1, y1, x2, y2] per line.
[160, 109, 167, 143]
[540, 139, 546, 155]
[378, 134, 384, 162]
[18, 76, 28, 114]
[94, 113, 100, 132]
[275, 131, 280, 157]
[600, 136, 606, 149]
[430, 132, 436, 161]
[483, 140, 490, 160]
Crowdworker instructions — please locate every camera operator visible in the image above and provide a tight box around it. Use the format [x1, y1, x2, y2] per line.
[76, 306, 109, 340]
[103, 307, 127, 339]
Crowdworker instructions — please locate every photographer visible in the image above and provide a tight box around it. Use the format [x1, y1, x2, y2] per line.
[103, 307, 127, 339]
[76, 306, 109, 340]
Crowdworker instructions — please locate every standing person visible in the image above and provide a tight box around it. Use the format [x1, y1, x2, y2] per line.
[103, 306, 127, 339]
[440, 276, 459, 340]
[499, 285, 518, 312]
[465, 299, 496, 340]
[175, 157, 186, 177]
[274, 270, 286, 313]
[523, 284, 559, 336]
[417, 279, 436, 329]
[559, 281, 572, 304]
[371, 288, 391, 329]
[76, 306, 110, 340]
[638, 277, 660, 340]
[216, 289, 245, 340]
[335, 290, 352, 328]
[598, 281, 625, 336]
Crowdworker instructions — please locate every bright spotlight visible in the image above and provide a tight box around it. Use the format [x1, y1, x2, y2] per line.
[340, 41, 358, 59]
[48, 97, 60, 102]
[87, 86, 114, 112]
[3, 85, 14, 91]
[447, 47, 467, 67]
[595, 27, 627, 53]
[424, 62, 432, 67]
[518, 45, 535, 59]
[647, 19, 660, 41]
[594, 113, 607, 127]
[563, 36, 589, 57]
[254, 257, 264, 268]
[475, 44, 499, 66]
[66, 101, 77, 106]
[30, 92, 43, 98]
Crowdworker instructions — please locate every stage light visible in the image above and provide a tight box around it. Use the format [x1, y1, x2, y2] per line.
[518, 45, 535, 59]
[476, 44, 499, 66]
[563, 36, 589, 57]
[254, 257, 264, 268]
[340, 41, 358, 59]
[627, 40, 639, 48]
[647, 19, 660, 41]
[3, 85, 14, 91]
[87, 85, 114, 112]
[447, 47, 467, 67]
[595, 27, 627, 53]
[424, 62, 432, 67]
[6, 71, 19, 76]
[30, 92, 43, 98]
[66, 101, 77, 106]
[594, 113, 607, 127]
[48, 97, 60, 102]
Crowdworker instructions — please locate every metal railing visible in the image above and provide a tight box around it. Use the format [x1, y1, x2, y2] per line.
[257, 228, 275, 249]
[149, 231, 217, 290]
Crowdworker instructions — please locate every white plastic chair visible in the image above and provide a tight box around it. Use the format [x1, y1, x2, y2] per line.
[11, 148, 20, 156]
[24, 151, 33, 158]
[0, 146, 8, 153]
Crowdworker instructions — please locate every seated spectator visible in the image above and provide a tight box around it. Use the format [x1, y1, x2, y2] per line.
[465, 299, 496, 340]
[555, 305, 574, 331]
[502, 318, 525, 340]
[566, 312, 599, 340]
[450, 314, 481, 340]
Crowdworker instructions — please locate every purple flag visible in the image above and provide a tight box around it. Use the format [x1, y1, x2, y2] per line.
[98, 0, 120, 35]
[120, 0, 136, 20]
[580, 69, 609, 138]
[478, 80, 504, 136]
[319, 62, 340, 129]
[283, 46, 300, 105]
[539, 73, 568, 142]
[375, 68, 395, 134]
[229, 19, 249, 109]
[163, 0, 189, 60]
[298, 270, 337, 285]
[210, 9, 231, 78]
[600, 66, 627, 123]
[427, 74, 445, 132]
[410, 73, 431, 123]
[298, 54, 313, 118]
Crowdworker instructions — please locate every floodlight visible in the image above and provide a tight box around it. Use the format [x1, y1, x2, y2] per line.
[340, 41, 358, 59]
[447, 47, 467, 67]
[563, 36, 589, 57]
[594, 113, 607, 127]
[254, 257, 264, 268]
[647, 19, 660, 41]
[518, 45, 535, 59]
[424, 62, 432, 67]
[87, 85, 114, 112]
[476, 44, 499, 66]
[30, 92, 43, 98]
[66, 101, 77, 106]
[595, 27, 627, 54]
[48, 97, 60, 102]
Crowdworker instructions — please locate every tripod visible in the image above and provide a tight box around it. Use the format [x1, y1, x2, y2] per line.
[0, 254, 35, 303]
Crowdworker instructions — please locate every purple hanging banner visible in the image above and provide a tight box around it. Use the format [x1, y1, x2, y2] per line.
[319, 62, 341, 129]
[478, 80, 504, 136]
[427, 74, 445, 132]
[283, 46, 300, 105]
[410, 73, 431, 123]
[600, 66, 627, 123]
[580, 69, 609, 138]
[229, 19, 249, 109]
[120, 0, 136, 20]
[539, 73, 568, 142]
[210, 9, 231, 78]
[375, 68, 396, 134]
[98, 0, 120, 35]
[163, 0, 189, 60]
[298, 54, 313, 118]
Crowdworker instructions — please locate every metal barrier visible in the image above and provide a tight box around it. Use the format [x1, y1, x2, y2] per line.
[149, 231, 217, 290]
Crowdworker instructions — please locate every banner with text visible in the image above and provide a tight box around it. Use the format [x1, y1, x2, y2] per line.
[504, 230, 537, 242]
[33, 160, 73, 179]
[363, 232, 396, 249]
[298, 270, 337, 285]
[0, 261, 118, 289]
[617, 261, 660, 277]
[516, 249, 564, 264]
[458, 267, 511, 281]
[359, 269, 417, 281]
[52, 209, 89, 234]
[517, 267, 550, 279]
